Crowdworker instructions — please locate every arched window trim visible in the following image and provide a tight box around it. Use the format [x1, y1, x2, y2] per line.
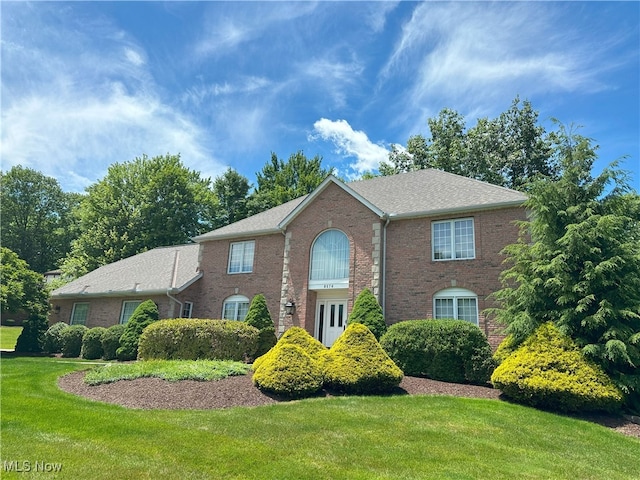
[309, 229, 350, 290]
[222, 294, 250, 321]
[433, 287, 479, 326]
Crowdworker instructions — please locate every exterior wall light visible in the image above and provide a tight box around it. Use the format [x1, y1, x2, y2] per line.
[284, 300, 296, 316]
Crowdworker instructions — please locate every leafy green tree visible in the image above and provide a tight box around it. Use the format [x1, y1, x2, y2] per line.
[247, 151, 331, 215]
[212, 168, 250, 228]
[490, 124, 640, 412]
[62, 154, 217, 276]
[348, 288, 387, 340]
[0, 166, 78, 273]
[0, 248, 49, 319]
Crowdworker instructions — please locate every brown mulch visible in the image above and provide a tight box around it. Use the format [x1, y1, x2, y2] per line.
[58, 371, 640, 439]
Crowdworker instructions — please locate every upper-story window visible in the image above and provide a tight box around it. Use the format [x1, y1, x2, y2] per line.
[228, 240, 255, 274]
[432, 218, 475, 260]
[310, 229, 349, 286]
[433, 287, 478, 326]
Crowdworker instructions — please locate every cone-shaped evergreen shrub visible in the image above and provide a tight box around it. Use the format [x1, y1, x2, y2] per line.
[348, 288, 387, 340]
[244, 294, 277, 357]
[116, 300, 159, 361]
[43, 322, 70, 354]
[252, 326, 328, 371]
[324, 323, 403, 394]
[252, 343, 324, 398]
[491, 322, 624, 413]
[101, 324, 126, 360]
[81, 327, 107, 360]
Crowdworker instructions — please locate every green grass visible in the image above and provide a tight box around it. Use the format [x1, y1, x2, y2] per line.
[84, 359, 251, 385]
[0, 326, 23, 350]
[2, 356, 638, 479]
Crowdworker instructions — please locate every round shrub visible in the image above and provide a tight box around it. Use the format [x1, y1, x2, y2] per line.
[347, 288, 387, 340]
[116, 300, 159, 361]
[380, 319, 495, 385]
[81, 327, 107, 360]
[491, 322, 623, 413]
[137, 319, 259, 361]
[324, 323, 403, 394]
[43, 322, 70, 354]
[253, 326, 328, 372]
[252, 343, 324, 398]
[60, 325, 88, 358]
[244, 294, 277, 357]
[101, 324, 126, 360]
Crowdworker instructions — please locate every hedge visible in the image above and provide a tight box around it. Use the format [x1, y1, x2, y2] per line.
[101, 324, 126, 361]
[60, 325, 88, 358]
[81, 327, 107, 360]
[43, 322, 70, 354]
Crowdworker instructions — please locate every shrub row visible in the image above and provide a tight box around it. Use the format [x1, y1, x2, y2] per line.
[252, 324, 404, 398]
[43, 322, 127, 360]
[379, 319, 495, 385]
[137, 319, 260, 362]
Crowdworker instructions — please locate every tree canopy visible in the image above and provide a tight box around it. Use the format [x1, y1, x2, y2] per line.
[0, 247, 49, 319]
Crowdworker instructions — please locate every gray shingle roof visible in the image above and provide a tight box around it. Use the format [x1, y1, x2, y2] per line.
[50, 244, 201, 298]
[195, 169, 527, 241]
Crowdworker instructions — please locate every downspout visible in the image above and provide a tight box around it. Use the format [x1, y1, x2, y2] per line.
[166, 249, 183, 318]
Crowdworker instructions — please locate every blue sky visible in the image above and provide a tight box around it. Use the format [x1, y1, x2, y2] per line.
[2, 1, 638, 193]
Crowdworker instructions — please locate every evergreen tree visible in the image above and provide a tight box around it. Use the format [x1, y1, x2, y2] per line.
[348, 288, 387, 340]
[116, 300, 160, 361]
[245, 294, 277, 357]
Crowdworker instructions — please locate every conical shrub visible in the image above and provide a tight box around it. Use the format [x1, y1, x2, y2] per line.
[348, 288, 387, 340]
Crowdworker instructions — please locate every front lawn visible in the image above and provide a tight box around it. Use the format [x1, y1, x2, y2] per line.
[0, 326, 22, 350]
[2, 356, 638, 479]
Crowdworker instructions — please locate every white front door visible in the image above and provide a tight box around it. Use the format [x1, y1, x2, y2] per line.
[316, 299, 347, 347]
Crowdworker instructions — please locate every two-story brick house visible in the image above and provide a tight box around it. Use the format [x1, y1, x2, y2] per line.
[50, 169, 527, 347]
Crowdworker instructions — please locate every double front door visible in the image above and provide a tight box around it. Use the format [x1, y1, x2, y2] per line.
[316, 298, 347, 347]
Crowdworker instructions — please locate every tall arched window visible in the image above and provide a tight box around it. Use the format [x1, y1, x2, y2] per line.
[433, 287, 478, 325]
[310, 230, 349, 286]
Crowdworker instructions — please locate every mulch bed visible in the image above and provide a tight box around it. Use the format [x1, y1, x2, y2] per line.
[58, 371, 640, 439]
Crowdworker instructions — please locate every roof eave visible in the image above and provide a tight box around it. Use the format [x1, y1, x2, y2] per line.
[193, 227, 283, 243]
[389, 199, 526, 221]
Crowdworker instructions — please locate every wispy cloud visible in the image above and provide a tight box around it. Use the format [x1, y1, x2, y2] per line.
[311, 118, 389, 176]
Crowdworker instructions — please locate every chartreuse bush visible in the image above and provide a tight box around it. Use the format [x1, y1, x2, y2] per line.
[253, 326, 329, 371]
[493, 334, 518, 365]
[116, 300, 159, 361]
[348, 288, 387, 340]
[43, 322, 70, 354]
[244, 294, 277, 357]
[81, 327, 107, 360]
[60, 325, 88, 357]
[491, 322, 624, 413]
[324, 323, 403, 394]
[101, 324, 126, 360]
[137, 319, 259, 361]
[380, 319, 495, 385]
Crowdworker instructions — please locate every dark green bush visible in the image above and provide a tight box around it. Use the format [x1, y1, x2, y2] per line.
[324, 323, 403, 394]
[252, 343, 324, 398]
[491, 322, 623, 413]
[101, 324, 126, 360]
[347, 288, 387, 340]
[81, 327, 107, 360]
[380, 319, 495, 385]
[116, 300, 159, 361]
[137, 319, 259, 361]
[43, 322, 70, 354]
[244, 294, 277, 357]
[60, 325, 88, 358]
[14, 313, 48, 353]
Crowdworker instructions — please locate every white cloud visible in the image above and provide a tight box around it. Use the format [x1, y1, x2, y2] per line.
[311, 118, 389, 175]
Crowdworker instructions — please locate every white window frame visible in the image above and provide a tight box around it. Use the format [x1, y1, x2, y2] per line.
[309, 229, 350, 290]
[222, 295, 250, 321]
[433, 288, 479, 326]
[228, 240, 255, 274]
[120, 300, 142, 324]
[70, 302, 89, 325]
[432, 218, 475, 261]
[181, 301, 193, 319]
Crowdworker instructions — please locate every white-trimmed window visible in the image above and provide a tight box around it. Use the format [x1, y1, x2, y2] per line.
[432, 218, 475, 260]
[433, 288, 478, 325]
[120, 300, 142, 324]
[223, 295, 250, 321]
[310, 229, 349, 282]
[181, 301, 193, 319]
[70, 302, 89, 325]
[228, 241, 255, 274]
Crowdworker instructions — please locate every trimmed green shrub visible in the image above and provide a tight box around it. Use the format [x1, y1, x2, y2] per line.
[14, 313, 48, 353]
[493, 334, 518, 365]
[81, 327, 107, 360]
[348, 288, 387, 340]
[252, 343, 324, 398]
[324, 323, 403, 394]
[380, 319, 495, 385]
[43, 322, 70, 354]
[116, 300, 159, 361]
[252, 326, 328, 371]
[60, 325, 88, 358]
[101, 324, 126, 361]
[491, 322, 624, 413]
[244, 294, 277, 357]
[137, 319, 259, 361]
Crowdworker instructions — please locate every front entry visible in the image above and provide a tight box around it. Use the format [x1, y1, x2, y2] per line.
[315, 298, 348, 347]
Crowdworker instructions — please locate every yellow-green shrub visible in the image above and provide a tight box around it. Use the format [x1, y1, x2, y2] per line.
[491, 322, 623, 413]
[252, 326, 328, 371]
[137, 319, 259, 362]
[493, 334, 518, 365]
[324, 323, 403, 394]
[252, 343, 324, 398]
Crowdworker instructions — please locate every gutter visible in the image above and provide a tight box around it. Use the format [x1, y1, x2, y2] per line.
[388, 200, 526, 221]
